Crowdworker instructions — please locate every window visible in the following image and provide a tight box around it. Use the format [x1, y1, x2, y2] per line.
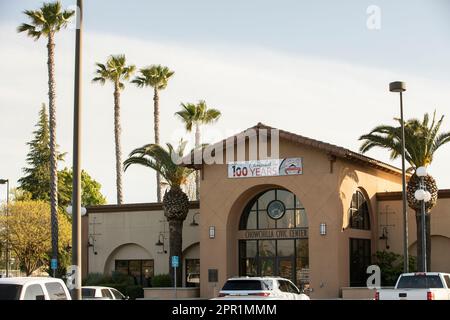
[0, 284, 22, 300]
[82, 288, 95, 298]
[115, 260, 154, 286]
[45, 282, 68, 300]
[396, 275, 444, 289]
[278, 280, 290, 293]
[111, 288, 125, 299]
[23, 284, 45, 300]
[287, 281, 300, 294]
[101, 289, 113, 299]
[222, 280, 272, 291]
[240, 189, 305, 230]
[444, 275, 450, 289]
[349, 238, 371, 287]
[349, 190, 370, 230]
[185, 259, 200, 287]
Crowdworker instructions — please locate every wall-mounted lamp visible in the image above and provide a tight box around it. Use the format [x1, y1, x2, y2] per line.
[209, 226, 215, 239]
[155, 233, 167, 254]
[155, 233, 164, 246]
[379, 227, 390, 250]
[320, 223, 327, 236]
[88, 235, 98, 255]
[190, 212, 200, 226]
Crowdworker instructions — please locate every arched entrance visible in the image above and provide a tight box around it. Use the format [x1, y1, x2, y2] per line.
[237, 188, 309, 289]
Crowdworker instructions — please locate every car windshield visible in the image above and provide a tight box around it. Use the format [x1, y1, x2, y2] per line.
[0, 284, 22, 300]
[222, 280, 272, 291]
[397, 275, 444, 289]
[82, 288, 96, 298]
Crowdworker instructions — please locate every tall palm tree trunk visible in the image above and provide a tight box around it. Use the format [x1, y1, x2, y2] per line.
[195, 124, 200, 200]
[114, 83, 123, 204]
[153, 89, 162, 202]
[47, 32, 58, 264]
[168, 219, 183, 287]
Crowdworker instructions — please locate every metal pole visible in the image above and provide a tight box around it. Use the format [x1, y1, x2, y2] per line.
[421, 177, 427, 272]
[71, 0, 83, 300]
[174, 265, 177, 299]
[5, 180, 9, 277]
[399, 91, 409, 273]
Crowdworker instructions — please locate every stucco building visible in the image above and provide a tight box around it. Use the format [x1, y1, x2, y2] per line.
[83, 123, 450, 299]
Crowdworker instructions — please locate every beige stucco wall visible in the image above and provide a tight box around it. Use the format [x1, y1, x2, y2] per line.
[87, 209, 200, 280]
[198, 137, 403, 299]
[377, 197, 450, 273]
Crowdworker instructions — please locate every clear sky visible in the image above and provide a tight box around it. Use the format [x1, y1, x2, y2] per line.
[1, 0, 449, 204]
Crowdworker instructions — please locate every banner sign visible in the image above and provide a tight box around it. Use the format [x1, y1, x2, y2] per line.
[238, 228, 308, 240]
[228, 158, 303, 178]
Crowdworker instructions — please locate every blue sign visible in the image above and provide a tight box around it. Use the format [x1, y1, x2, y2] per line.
[51, 258, 58, 270]
[171, 256, 179, 268]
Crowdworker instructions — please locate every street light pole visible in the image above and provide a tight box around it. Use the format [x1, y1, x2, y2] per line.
[0, 179, 9, 277]
[71, 0, 83, 300]
[415, 166, 430, 272]
[421, 177, 427, 272]
[389, 81, 409, 273]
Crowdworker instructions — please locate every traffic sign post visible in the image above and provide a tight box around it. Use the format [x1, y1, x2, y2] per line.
[171, 256, 179, 299]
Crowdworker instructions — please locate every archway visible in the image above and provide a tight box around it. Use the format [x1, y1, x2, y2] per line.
[409, 235, 450, 272]
[235, 187, 309, 289]
[104, 243, 154, 286]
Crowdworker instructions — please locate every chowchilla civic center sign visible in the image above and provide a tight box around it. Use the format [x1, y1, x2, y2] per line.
[227, 158, 303, 178]
[238, 228, 308, 240]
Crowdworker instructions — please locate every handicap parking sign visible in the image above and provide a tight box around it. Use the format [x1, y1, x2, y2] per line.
[171, 256, 179, 268]
[51, 258, 58, 270]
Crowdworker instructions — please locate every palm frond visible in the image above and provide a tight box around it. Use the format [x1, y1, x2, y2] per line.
[124, 142, 193, 188]
[359, 111, 449, 168]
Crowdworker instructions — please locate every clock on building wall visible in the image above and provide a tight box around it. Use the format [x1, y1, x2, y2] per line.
[267, 200, 286, 220]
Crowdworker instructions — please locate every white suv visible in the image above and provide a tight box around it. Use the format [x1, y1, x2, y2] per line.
[215, 277, 310, 300]
[0, 277, 72, 300]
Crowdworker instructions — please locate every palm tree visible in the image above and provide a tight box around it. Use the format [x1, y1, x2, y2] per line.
[175, 100, 221, 199]
[17, 1, 74, 268]
[132, 65, 174, 202]
[124, 141, 194, 286]
[359, 111, 450, 271]
[93, 55, 135, 204]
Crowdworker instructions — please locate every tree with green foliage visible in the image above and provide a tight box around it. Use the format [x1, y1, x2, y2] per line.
[0, 201, 71, 276]
[360, 111, 450, 271]
[18, 1, 75, 270]
[58, 168, 107, 208]
[93, 55, 136, 204]
[124, 141, 194, 286]
[18, 103, 65, 201]
[132, 65, 175, 202]
[18, 104, 107, 208]
[175, 101, 221, 199]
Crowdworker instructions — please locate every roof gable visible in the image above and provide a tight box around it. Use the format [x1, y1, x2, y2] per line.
[183, 123, 403, 176]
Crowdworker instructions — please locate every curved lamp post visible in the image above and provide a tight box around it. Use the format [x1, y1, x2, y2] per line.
[414, 166, 431, 272]
[389, 81, 409, 272]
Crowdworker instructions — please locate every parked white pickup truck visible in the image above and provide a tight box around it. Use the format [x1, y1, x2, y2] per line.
[375, 272, 450, 300]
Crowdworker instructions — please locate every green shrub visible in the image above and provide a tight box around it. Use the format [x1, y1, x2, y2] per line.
[374, 251, 417, 286]
[111, 271, 134, 285]
[83, 272, 112, 286]
[151, 274, 172, 287]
